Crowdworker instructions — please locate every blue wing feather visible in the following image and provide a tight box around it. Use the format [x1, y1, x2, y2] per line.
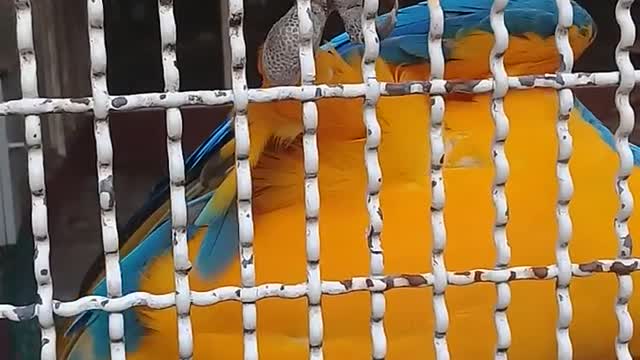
[574, 97, 640, 166]
[119, 118, 234, 241]
[326, 1, 638, 166]
[66, 194, 212, 357]
[77, 115, 234, 297]
[194, 198, 240, 277]
[325, 0, 593, 64]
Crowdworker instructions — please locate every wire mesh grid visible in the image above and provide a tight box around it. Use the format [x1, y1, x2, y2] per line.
[0, 0, 638, 359]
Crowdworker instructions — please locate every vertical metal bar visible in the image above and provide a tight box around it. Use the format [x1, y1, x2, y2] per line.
[426, 1, 449, 359]
[38, 1, 67, 159]
[0, 97, 7, 247]
[613, 0, 636, 358]
[157, 1, 194, 359]
[227, 0, 258, 359]
[488, 0, 512, 358]
[0, 77, 17, 247]
[553, 1, 575, 359]
[219, 0, 232, 88]
[293, 1, 324, 359]
[360, 0, 387, 359]
[14, 1, 56, 358]
[47, 115, 67, 158]
[87, 0, 126, 358]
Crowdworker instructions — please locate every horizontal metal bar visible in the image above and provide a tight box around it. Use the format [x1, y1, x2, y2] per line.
[0, 70, 637, 116]
[0, 257, 637, 322]
[7, 142, 25, 149]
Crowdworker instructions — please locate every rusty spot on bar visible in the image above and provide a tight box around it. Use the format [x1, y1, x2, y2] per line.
[340, 279, 353, 290]
[70, 97, 90, 105]
[188, 94, 203, 103]
[578, 261, 603, 273]
[229, 12, 242, 27]
[384, 277, 395, 289]
[447, 79, 481, 93]
[532, 267, 548, 279]
[610, 261, 637, 276]
[365, 278, 374, 288]
[454, 271, 471, 277]
[15, 0, 30, 10]
[99, 175, 115, 209]
[518, 75, 535, 87]
[402, 274, 427, 286]
[241, 254, 254, 268]
[111, 97, 127, 108]
[385, 82, 413, 96]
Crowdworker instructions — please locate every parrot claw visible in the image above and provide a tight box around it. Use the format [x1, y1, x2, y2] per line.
[376, 0, 399, 41]
[333, 0, 399, 44]
[261, 0, 400, 86]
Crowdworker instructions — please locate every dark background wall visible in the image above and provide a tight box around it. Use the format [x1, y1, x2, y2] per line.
[0, 1, 638, 359]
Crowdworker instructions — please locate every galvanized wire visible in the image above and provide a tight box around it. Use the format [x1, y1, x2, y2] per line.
[227, 0, 258, 358]
[293, 0, 324, 359]
[426, 1, 449, 359]
[488, 0, 512, 358]
[553, 0, 576, 359]
[613, 0, 636, 358]
[157, 0, 194, 358]
[14, 1, 56, 359]
[360, 0, 387, 358]
[87, 0, 126, 357]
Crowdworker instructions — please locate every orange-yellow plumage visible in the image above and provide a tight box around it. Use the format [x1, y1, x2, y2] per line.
[118, 35, 640, 359]
[395, 25, 594, 81]
[59, 0, 635, 358]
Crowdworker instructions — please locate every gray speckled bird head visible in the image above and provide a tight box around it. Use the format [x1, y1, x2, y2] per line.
[260, 0, 398, 86]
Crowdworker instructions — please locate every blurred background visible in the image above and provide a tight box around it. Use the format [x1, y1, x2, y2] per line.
[0, 0, 638, 358]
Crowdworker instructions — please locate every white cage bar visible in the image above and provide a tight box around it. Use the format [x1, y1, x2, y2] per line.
[613, 0, 636, 359]
[87, 0, 127, 358]
[0, 0, 639, 359]
[360, 0, 388, 359]
[8, 71, 640, 117]
[14, 1, 56, 359]
[0, 75, 20, 248]
[157, 0, 195, 359]
[488, 0, 512, 358]
[553, 0, 576, 359]
[227, 0, 259, 358]
[294, 1, 325, 359]
[426, 0, 449, 358]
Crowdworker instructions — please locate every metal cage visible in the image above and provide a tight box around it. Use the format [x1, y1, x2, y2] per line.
[0, 0, 638, 359]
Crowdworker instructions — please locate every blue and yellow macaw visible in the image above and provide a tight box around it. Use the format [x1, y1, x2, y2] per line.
[62, 0, 640, 359]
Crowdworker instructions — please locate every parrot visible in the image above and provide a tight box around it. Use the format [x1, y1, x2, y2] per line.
[74, 0, 402, 298]
[62, 0, 640, 359]
[62, 1, 399, 358]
